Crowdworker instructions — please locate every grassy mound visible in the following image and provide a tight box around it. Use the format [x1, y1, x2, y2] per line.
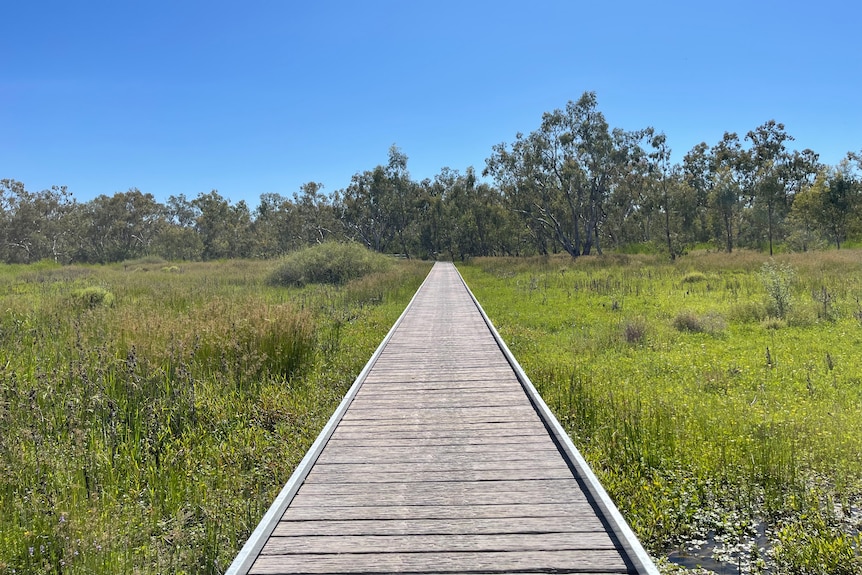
[268, 242, 393, 287]
[71, 286, 115, 308]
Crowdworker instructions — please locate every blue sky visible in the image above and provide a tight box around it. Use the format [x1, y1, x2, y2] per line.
[2, 0, 860, 207]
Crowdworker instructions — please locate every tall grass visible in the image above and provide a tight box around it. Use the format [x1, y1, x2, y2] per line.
[0, 257, 430, 574]
[459, 249, 862, 573]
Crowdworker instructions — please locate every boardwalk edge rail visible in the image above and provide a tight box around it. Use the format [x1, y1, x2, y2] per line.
[457, 268, 661, 575]
[224, 268, 435, 575]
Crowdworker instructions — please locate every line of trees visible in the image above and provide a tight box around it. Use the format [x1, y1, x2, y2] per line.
[3, 92, 861, 265]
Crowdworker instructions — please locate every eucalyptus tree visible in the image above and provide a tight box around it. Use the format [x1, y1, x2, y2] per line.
[0, 179, 23, 262]
[792, 161, 861, 249]
[467, 180, 517, 257]
[337, 145, 419, 256]
[384, 146, 420, 258]
[82, 188, 165, 262]
[294, 182, 341, 246]
[603, 135, 658, 249]
[419, 167, 514, 260]
[485, 92, 647, 258]
[192, 190, 253, 260]
[416, 168, 458, 259]
[252, 192, 297, 258]
[681, 142, 714, 245]
[338, 166, 395, 253]
[647, 132, 680, 258]
[742, 121, 795, 255]
[154, 194, 204, 260]
[1, 182, 78, 263]
[414, 177, 440, 259]
[165, 193, 198, 228]
[783, 149, 822, 203]
[782, 149, 822, 251]
[708, 132, 745, 253]
[484, 131, 555, 255]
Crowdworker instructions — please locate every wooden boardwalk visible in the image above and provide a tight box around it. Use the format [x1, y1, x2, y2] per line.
[227, 262, 657, 575]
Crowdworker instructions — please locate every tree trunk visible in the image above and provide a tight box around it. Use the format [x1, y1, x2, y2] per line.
[724, 211, 733, 253]
[664, 203, 674, 261]
[767, 203, 774, 256]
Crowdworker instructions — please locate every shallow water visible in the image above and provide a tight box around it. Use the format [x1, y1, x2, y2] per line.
[667, 522, 770, 575]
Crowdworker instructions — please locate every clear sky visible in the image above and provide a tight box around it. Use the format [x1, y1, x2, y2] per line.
[2, 0, 860, 207]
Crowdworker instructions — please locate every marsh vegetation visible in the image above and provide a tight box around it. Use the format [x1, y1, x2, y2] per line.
[4, 242, 862, 574]
[0, 253, 430, 574]
[459, 249, 862, 574]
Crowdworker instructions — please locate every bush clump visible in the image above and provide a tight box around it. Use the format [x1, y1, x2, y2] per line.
[268, 242, 393, 287]
[681, 271, 708, 284]
[623, 317, 648, 344]
[728, 301, 767, 323]
[761, 261, 795, 319]
[673, 311, 704, 332]
[72, 286, 115, 308]
[673, 310, 727, 334]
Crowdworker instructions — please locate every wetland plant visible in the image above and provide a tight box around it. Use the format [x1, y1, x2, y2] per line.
[458, 250, 862, 574]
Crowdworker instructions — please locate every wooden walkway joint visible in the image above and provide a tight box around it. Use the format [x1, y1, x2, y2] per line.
[227, 262, 658, 574]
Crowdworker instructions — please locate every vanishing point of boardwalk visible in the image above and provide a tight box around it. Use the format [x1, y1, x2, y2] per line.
[228, 262, 658, 575]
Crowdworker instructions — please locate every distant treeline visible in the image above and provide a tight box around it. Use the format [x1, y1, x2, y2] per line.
[3, 92, 861, 265]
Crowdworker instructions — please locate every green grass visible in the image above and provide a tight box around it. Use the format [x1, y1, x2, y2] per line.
[0, 257, 431, 575]
[458, 249, 862, 574]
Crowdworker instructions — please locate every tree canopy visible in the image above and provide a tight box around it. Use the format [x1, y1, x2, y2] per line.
[3, 93, 860, 264]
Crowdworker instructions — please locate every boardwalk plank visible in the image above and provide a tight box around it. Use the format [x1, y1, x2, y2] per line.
[289, 490, 588, 508]
[296, 478, 585, 496]
[260, 532, 619, 554]
[318, 441, 556, 455]
[328, 428, 550, 440]
[308, 459, 570, 475]
[353, 392, 521, 400]
[280, 502, 604, 522]
[314, 449, 564, 466]
[331, 420, 549, 433]
[305, 467, 576, 483]
[250, 550, 630, 574]
[229, 263, 652, 575]
[272, 517, 611, 537]
[335, 413, 541, 425]
[324, 436, 552, 447]
[338, 414, 539, 423]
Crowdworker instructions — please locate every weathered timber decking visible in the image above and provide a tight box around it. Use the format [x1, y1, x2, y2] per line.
[227, 262, 658, 575]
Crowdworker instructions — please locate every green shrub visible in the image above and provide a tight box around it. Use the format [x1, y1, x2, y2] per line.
[673, 310, 727, 334]
[761, 261, 795, 318]
[786, 304, 817, 328]
[761, 317, 786, 330]
[71, 286, 115, 308]
[673, 311, 704, 332]
[268, 242, 393, 287]
[729, 300, 767, 323]
[623, 317, 648, 344]
[681, 271, 708, 284]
